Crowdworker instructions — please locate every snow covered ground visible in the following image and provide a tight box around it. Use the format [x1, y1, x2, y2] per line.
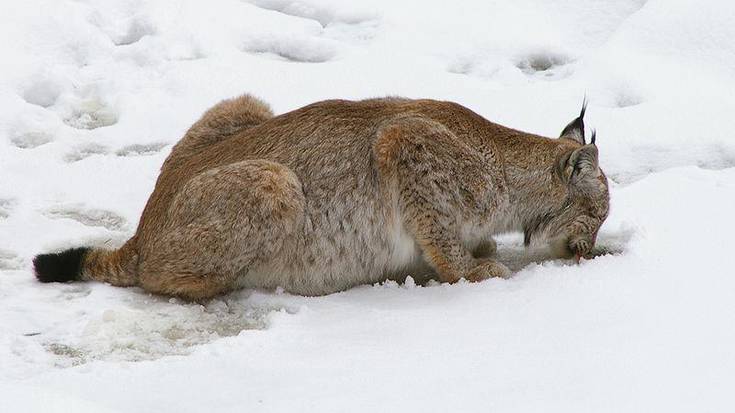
[2, 0, 735, 411]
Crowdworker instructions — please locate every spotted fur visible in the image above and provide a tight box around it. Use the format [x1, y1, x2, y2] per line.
[34, 95, 609, 299]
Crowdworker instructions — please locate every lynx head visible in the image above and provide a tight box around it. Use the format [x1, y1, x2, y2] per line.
[525, 100, 610, 259]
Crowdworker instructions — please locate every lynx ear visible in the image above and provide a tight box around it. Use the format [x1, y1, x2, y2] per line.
[559, 98, 587, 145]
[558, 143, 600, 187]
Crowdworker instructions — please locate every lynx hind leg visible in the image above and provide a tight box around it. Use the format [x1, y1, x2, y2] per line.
[375, 117, 509, 284]
[166, 94, 274, 166]
[138, 160, 305, 300]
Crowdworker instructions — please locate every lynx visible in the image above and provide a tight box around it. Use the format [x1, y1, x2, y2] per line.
[34, 95, 609, 299]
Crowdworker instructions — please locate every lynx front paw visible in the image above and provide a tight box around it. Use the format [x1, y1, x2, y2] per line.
[568, 236, 593, 258]
[549, 234, 595, 260]
[465, 259, 511, 282]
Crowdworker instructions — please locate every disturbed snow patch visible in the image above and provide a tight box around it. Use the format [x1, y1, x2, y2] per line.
[0, 250, 24, 270]
[41, 298, 291, 365]
[62, 98, 118, 130]
[43, 205, 128, 232]
[64, 143, 109, 162]
[614, 89, 644, 108]
[697, 144, 735, 170]
[608, 143, 735, 185]
[110, 18, 156, 46]
[494, 228, 632, 273]
[448, 48, 574, 83]
[115, 142, 168, 157]
[8, 112, 59, 149]
[514, 50, 574, 80]
[53, 86, 118, 130]
[22, 78, 66, 108]
[242, 0, 380, 62]
[248, 0, 379, 27]
[243, 35, 339, 63]
[9, 131, 54, 149]
[0, 199, 15, 219]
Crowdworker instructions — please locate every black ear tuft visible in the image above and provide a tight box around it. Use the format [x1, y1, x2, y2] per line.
[559, 97, 588, 145]
[33, 247, 90, 283]
[591, 129, 597, 145]
[579, 96, 588, 119]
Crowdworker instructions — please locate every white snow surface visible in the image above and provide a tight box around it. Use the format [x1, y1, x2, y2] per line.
[2, 0, 735, 411]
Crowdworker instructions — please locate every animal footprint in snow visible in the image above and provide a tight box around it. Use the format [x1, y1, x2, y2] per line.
[10, 131, 54, 148]
[514, 51, 574, 80]
[64, 143, 109, 162]
[0, 199, 15, 219]
[63, 97, 118, 130]
[23, 78, 65, 108]
[8, 112, 59, 149]
[0, 250, 23, 270]
[115, 142, 168, 157]
[44, 206, 128, 232]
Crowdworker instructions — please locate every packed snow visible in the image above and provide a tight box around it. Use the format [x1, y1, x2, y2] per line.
[2, 0, 735, 411]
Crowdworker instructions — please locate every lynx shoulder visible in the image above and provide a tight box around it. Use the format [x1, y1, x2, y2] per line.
[34, 95, 609, 299]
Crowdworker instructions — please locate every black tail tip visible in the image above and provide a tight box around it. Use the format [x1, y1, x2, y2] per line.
[33, 247, 90, 283]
